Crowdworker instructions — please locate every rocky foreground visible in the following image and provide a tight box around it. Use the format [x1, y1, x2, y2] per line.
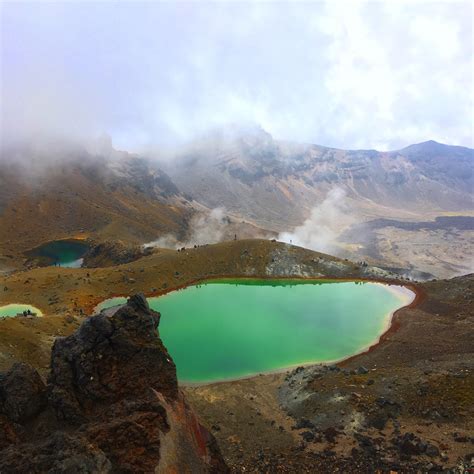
[0, 294, 227, 473]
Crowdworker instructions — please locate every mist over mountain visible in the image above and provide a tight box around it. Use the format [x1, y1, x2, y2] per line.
[160, 127, 473, 231]
[0, 129, 471, 278]
[0, 141, 192, 259]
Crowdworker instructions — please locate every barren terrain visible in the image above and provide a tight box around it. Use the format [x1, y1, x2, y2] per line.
[0, 239, 472, 472]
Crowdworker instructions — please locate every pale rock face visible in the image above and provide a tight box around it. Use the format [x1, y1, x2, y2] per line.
[164, 133, 473, 231]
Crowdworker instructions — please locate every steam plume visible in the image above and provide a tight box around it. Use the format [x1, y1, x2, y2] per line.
[145, 208, 230, 249]
[279, 187, 356, 255]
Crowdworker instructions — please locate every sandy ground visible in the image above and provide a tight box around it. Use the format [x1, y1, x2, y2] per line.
[374, 227, 473, 279]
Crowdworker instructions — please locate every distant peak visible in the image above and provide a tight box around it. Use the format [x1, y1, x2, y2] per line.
[394, 139, 473, 157]
[408, 139, 443, 147]
[399, 139, 448, 152]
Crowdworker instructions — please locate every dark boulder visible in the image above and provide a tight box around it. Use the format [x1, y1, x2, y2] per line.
[300, 431, 315, 442]
[355, 433, 377, 456]
[49, 293, 178, 423]
[324, 427, 339, 443]
[366, 411, 389, 431]
[0, 362, 47, 423]
[426, 443, 440, 457]
[394, 432, 427, 457]
[82, 241, 152, 268]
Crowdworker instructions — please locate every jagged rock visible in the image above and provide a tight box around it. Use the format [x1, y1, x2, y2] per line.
[49, 293, 177, 424]
[82, 240, 152, 268]
[0, 294, 228, 473]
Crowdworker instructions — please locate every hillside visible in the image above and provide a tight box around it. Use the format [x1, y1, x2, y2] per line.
[1, 134, 472, 278]
[0, 142, 194, 270]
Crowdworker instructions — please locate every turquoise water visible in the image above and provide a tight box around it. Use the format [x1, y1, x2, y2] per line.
[0, 304, 43, 317]
[28, 240, 89, 268]
[95, 279, 414, 383]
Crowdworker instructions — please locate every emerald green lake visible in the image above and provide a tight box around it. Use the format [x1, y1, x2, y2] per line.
[27, 240, 89, 268]
[96, 279, 414, 383]
[0, 304, 43, 318]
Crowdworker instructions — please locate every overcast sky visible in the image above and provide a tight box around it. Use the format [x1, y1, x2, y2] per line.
[1, 1, 472, 151]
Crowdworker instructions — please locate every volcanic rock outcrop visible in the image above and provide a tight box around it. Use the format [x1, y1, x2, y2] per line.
[82, 240, 153, 268]
[0, 294, 228, 473]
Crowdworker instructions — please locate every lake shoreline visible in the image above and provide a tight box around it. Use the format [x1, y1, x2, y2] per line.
[0, 303, 44, 318]
[89, 273, 423, 314]
[179, 284, 417, 387]
[93, 276, 420, 387]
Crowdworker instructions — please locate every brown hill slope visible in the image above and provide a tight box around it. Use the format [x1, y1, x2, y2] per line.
[0, 143, 193, 268]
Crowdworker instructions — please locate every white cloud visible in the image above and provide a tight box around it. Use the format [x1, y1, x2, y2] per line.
[314, 1, 473, 149]
[1, 1, 472, 151]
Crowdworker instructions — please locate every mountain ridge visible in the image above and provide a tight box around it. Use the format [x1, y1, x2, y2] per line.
[1, 133, 472, 274]
[162, 130, 472, 231]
